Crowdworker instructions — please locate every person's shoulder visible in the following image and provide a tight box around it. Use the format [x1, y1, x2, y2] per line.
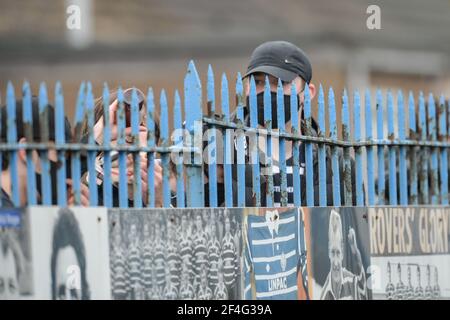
[0, 189, 14, 207]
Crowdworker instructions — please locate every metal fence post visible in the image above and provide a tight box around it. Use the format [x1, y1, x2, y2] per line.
[317, 85, 327, 206]
[329, 87, 341, 206]
[184, 61, 204, 207]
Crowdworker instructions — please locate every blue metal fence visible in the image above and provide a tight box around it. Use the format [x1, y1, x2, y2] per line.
[0, 61, 449, 208]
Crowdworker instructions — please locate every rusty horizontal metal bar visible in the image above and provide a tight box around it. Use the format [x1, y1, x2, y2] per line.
[203, 117, 450, 148]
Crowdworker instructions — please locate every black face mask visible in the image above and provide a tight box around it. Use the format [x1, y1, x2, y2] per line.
[35, 158, 72, 205]
[246, 92, 300, 129]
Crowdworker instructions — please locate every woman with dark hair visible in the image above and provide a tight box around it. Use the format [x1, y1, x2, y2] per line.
[50, 208, 90, 300]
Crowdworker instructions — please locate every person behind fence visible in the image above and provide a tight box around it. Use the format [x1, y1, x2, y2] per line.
[207, 40, 359, 207]
[80, 88, 174, 207]
[0, 98, 90, 207]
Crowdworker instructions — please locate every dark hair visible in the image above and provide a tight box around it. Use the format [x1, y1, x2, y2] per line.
[50, 208, 90, 300]
[0, 97, 72, 170]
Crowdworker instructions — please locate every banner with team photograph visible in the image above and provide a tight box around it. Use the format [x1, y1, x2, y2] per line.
[108, 208, 243, 300]
[241, 207, 308, 300]
[0, 208, 33, 299]
[369, 207, 450, 300]
[305, 207, 372, 300]
[28, 206, 111, 300]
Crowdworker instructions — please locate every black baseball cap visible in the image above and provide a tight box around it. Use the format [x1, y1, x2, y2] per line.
[244, 41, 312, 83]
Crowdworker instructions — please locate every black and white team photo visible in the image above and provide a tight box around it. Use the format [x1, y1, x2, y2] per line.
[109, 208, 243, 300]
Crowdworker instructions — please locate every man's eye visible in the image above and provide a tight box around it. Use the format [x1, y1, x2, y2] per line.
[265, 77, 279, 86]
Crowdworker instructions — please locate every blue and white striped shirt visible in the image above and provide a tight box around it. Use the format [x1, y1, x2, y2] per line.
[244, 209, 302, 300]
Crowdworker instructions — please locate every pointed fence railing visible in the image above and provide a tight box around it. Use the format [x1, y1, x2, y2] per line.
[0, 61, 449, 208]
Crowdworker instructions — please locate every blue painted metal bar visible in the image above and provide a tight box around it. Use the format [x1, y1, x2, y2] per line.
[131, 88, 142, 208]
[418, 92, 429, 204]
[55, 82, 67, 206]
[448, 97, 450, 203]
[71, 82, 86, 206]
[341, 89, 353, 206]
[428, 93, 439, 205]
[0, 92, 2, 206]
[3, 78, 450, 210]
[235, 73, 246, 207]
[184, 61, 204, 207]
[387, 91, 398, 205]
[264, 76, 274, 207]
[146, 88, 156, 207]
[353, 90, 364, 206]
[304, 83, 314, 206]
[376, 89, 385, 205]
[328, 87, 341, 206]
[317, 85, 327, 206]
[438, 94, 448, 205]
[173, 90, 185, 208]
[206, 65, 218, 207]
[222, 73, 233, 207]
[116, 87, 128, 208]
[38, 82, 51, 205]
[160, 90, 171, 207]
[102, 84, 112, 208]
[290, 83, 301, 207]
[365, 89, 375, 205]
[277, 79, 288, 207]
[6, 83, 19, 206]
[22, 82, 37, 205]
[248, 76, 261, 207]
[448, 98, 450, 145]
[86, 82, 98, 206]
[408, 91, 418, 205]
[397, 90, 408, 205]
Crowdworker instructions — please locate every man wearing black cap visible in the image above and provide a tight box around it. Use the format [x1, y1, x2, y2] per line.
[221, 40, 358, 207]
[0, 97, 90, 207]
[243, 40, 315, 105]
